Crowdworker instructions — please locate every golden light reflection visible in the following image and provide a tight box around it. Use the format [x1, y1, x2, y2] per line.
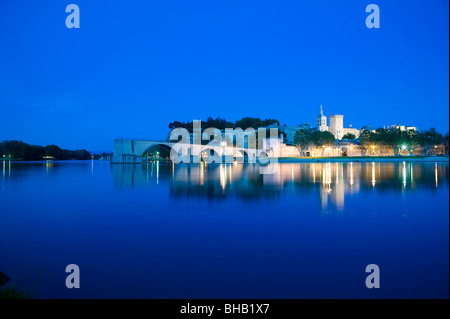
[220, 164, 226, 191]
[323, 163, 331, 193]
[45, 160, 53, 173]
[322, 165, 325, 184]
[350, 162, 354, 186]
[402, 161, 406, 188]
[371, 162, 376, 187]
[113, 162, 446, 209]
[200, 162, 204, 185]
[435, 163, 438, 188]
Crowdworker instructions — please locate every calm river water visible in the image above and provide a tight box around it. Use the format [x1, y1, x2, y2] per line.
[0, 160, 448, 298]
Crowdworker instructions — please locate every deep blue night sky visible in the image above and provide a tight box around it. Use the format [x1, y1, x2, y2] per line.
[0, 0, 448, 152]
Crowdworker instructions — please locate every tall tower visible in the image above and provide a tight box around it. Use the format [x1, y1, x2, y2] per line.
[329, 115, 344, 140]
[316, 105, 328, 132]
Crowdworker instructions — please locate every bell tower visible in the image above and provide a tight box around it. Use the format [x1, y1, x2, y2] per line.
[316, 105, 328, 132]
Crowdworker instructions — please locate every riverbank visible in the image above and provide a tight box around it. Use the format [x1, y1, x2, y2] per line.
[277, 155, 449, 163]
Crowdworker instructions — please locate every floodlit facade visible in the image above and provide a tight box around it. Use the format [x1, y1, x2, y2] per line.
[316, 106, 361, 140]
[390, 124, 418, 132]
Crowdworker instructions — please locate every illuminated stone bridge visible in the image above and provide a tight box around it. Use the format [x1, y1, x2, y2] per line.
[111, 138, 276, 164]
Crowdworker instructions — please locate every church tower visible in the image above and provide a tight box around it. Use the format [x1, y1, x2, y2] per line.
[316, 105, 328, 132]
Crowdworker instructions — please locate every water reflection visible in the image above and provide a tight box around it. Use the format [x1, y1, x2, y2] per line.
[371, 162, 376, 187]
[2, 161, 11, 179]
[112, 162, 449, 211]
[0, 160, 448, 298]
[349, 162, 354, 187]
[45, 160, 53, 174]
[436, 163, 438, 188]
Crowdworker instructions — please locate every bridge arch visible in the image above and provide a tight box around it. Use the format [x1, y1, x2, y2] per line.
[112, 139, 176, 163]
[142, 143, 173, 161]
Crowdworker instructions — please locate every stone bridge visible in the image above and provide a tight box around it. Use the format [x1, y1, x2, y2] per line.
[112, 138, 272, 164]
